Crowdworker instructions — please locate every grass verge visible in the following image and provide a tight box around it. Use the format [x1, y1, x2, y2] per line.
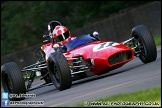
[154, 34, 161, 46]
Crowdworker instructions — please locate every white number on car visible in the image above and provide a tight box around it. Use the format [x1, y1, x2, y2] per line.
[93, 42, 119, 52]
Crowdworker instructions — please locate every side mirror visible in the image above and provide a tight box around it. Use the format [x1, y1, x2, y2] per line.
[93, 31, 99, 37]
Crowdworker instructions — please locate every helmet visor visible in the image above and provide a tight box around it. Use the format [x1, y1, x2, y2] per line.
[54, 31, 70, 42]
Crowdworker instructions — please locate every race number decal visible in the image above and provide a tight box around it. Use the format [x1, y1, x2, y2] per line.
[93, 42, 119, 52]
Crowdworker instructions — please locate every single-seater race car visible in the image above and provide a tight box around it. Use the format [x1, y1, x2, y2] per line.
[1, 21, 157, 101]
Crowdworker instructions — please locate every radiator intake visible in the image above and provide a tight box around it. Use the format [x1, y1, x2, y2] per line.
[108, 51, 132, 65]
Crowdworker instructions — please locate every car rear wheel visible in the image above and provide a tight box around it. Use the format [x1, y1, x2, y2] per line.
[1, 62, 26, 101]
[47, 50, 72, 90]
[131, 24, 157, 63]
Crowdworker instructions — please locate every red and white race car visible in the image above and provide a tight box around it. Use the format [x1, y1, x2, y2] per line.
[1, 21, 157, 101]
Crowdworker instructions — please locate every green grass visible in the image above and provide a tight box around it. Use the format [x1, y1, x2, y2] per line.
[154, 34, 161, 46]
[71, 86, 161, 107]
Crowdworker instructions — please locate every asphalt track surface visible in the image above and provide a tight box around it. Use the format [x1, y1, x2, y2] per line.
[1, 46, 161, 107]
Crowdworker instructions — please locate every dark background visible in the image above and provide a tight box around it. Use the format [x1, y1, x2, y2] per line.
[1, 1, 151, 56]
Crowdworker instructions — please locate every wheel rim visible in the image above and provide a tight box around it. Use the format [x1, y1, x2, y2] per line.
[133, 37, 146, 58]
[51, 63, 61, 84]
[137, 38, 145, 56]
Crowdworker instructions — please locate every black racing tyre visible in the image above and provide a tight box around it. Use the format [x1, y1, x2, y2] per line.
[1, 62, 26, 101]
[47, 50, 72, 90]
[131, 24, 157, 63]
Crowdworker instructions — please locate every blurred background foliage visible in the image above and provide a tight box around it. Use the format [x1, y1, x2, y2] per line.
[1, 1, 152, 56]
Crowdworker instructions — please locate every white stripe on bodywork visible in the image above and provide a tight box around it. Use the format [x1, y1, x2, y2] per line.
[93, 42, 120, 52]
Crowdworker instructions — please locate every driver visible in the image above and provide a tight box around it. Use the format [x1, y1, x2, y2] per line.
[52, 25, 75, 46]
[41, 20, 101, 63]
[47, 20, 99, 46]
[47, 21, 76, 46]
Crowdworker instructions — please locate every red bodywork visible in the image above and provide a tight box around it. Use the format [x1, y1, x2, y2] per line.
[42, 38, 134, 75]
